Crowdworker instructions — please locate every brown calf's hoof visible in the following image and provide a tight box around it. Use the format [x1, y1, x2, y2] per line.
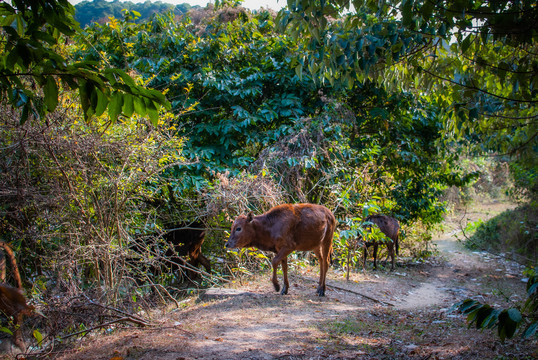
[273, 283, 280, 293]
[280, 286, 288, 295]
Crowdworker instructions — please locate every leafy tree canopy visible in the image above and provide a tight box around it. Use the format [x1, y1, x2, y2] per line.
[0, 0, 170, 124]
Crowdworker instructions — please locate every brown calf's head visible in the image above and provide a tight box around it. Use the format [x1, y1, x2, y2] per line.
[226, 212, 255, 249]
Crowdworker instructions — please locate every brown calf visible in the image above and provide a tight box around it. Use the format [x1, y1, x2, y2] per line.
[226, 204, 336, 296]
[362, 214, 400, 270]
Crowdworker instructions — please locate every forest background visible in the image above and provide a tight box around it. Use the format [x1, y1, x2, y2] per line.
[0, 0, 536, 353]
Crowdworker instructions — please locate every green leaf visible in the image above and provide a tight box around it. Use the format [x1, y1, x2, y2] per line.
[457, 299, 481, 315]
[0, 14, 16, 26]
[498, 308, 521, 341]
[438, 23, 446, 37]
[20, 102, 30, 124]
[402, 0, 413, 27]
[44, 76, 59, 111]
[482, 309, 501, 329]
[105, 68, 136, 88]
[133, 97, 147, 117]
[480, 28, 488, 45]
[522, 322, 537, 338]
[475, 305, 494, 329]
[6, 44, 22, 70]
[33, 329, 43, 345]
[33, 30, 56, 45]
[507, 308, 522, 323]
[0, 326, 13, 335]
[146, 99, 159, 125]
[527, 281, 538, 296]
[79, 80, 93, 121]
[295, 64, 303, 80]
[95, 90, 108, 117]
[122, 93, 134, 117]
[468, 107, 479, 120]
[461, 34, 472, 54]
[0, 3, 15, 16]
[108, 91, 124, 121]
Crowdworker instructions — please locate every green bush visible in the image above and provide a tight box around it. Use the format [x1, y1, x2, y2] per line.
[464, 205, 537, 266]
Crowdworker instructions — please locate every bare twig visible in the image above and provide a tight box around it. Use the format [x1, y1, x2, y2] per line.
[136, 283, 180, 308]
[59, 316, 148, 341]
[81, 294, 151, 325]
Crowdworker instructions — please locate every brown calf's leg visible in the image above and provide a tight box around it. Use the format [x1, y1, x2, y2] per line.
[13, 313, 25, 351]
[281, 257, 289, 295]
[317, 231, 334, 297]
[271, 248, 292, 294]
[314, 249, 327, 296]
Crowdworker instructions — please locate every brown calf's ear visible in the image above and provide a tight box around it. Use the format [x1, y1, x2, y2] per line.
[246, 212, 254, 223]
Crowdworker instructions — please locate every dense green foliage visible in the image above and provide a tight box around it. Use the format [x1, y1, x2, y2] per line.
[74, 0, 194, 28]
[71, 7, 468, 227]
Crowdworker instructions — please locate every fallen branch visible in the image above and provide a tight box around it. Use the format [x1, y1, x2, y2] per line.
[295, 275, 395, 306]
[328, 283, 395, 307]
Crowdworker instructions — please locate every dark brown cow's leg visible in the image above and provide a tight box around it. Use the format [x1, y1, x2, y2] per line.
[198, 254, 211, 273]
[363, 244, 368, 268]
[372, 243, 379, 270]
[388, 242, 395, 270]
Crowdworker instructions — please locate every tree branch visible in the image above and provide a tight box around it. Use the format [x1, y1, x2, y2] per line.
[422, 67, 537, 104]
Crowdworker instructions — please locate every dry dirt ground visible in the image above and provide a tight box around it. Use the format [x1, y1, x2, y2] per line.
[34, 201, 538, 359]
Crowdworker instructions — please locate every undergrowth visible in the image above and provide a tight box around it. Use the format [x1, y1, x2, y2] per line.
[463, 204, 537, 266]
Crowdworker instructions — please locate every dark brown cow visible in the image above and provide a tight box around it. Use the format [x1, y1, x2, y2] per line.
[130, 222, 210, 281]
[226, 204, 336, 296]
[163, 221, 211, 275]
[362, 214, 400, 270]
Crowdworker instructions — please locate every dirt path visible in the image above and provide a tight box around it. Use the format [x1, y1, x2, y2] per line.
[55, 201, 536, 359]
